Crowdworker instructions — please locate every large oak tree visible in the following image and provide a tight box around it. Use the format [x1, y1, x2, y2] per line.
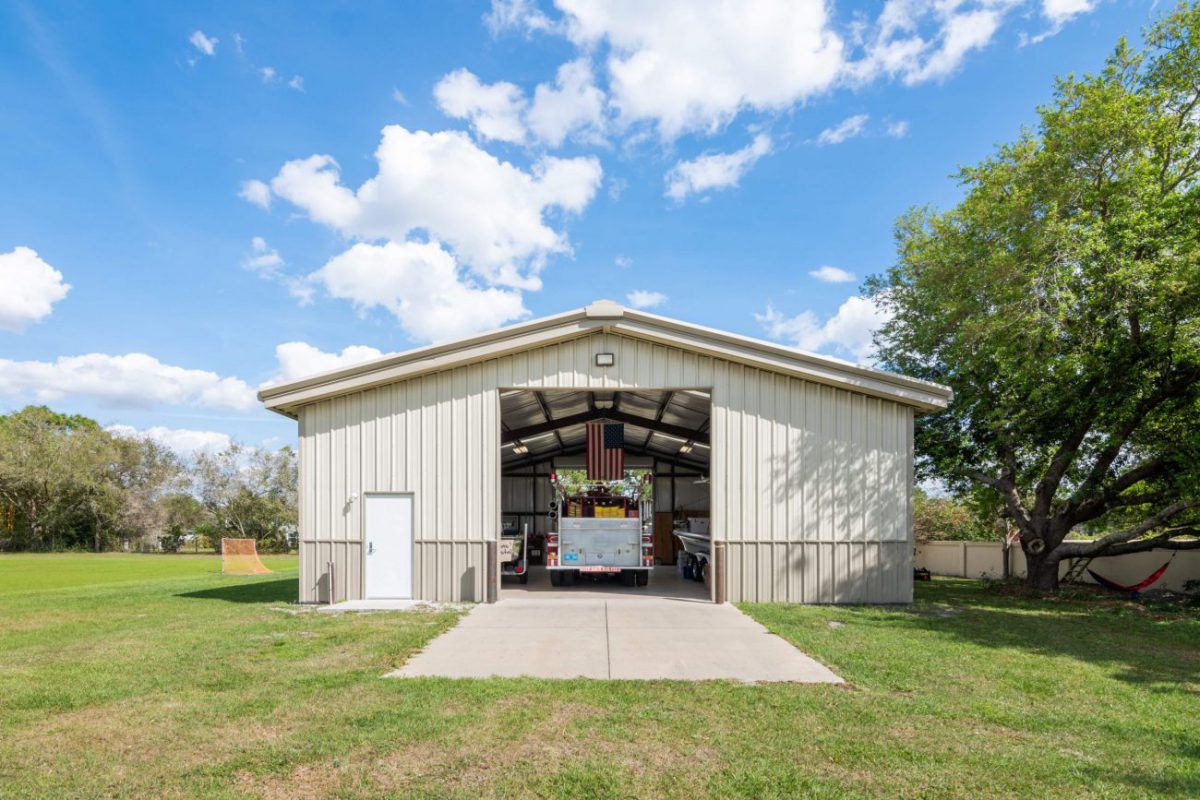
[869, 3, 1200, 590]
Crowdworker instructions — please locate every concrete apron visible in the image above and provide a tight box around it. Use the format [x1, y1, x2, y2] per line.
[386, 598, 843, 684]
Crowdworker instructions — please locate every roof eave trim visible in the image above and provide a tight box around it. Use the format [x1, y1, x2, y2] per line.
[260, 317, 605, 414]
[609, 319, 950, 412]
[258, 307, 591, 401]
[259, 305, 953, 415]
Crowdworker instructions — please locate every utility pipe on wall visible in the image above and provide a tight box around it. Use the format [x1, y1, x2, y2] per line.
[714, 542, 726, 604]
[486, 540, 498, 603]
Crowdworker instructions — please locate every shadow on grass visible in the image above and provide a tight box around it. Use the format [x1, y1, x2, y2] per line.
[177, 578, 297, 604]
[888, 579, 1199, 695]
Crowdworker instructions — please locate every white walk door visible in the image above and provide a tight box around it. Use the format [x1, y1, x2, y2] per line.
[364, 494, 413, 599]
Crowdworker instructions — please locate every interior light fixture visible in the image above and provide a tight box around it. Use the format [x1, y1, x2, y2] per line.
[511, 442, 529, 454]
[679, 443, 694, 454]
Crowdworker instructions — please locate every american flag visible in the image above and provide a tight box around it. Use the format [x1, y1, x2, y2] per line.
[586, 422, 624, 480]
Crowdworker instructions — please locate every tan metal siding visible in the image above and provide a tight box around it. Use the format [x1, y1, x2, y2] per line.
[713, 366, 912, 603]
[297, 331, 913, 603]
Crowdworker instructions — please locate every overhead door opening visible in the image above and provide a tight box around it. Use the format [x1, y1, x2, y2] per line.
[498, 388, 712, 601]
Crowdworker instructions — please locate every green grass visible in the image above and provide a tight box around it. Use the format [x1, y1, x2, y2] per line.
[0, 552, 297, 595]
[0, 556, 1197, 799]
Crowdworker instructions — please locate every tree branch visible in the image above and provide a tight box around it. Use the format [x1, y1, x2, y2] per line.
[1067, 366, 1200, 514]
[1071, 456, 1166, 524]
[1033, 418, 1093, 526]
[1095, 529, 1200, 557]
[970, 470, 1033, 535]
[1075, 499, 1200, 556]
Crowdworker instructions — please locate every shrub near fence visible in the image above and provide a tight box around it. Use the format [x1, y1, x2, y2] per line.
[914, 541, 1200, 593]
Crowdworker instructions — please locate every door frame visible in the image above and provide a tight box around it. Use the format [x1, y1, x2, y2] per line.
[361, 491, 416, 600]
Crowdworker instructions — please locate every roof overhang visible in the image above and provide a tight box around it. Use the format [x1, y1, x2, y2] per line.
[258, 300, 953, 418]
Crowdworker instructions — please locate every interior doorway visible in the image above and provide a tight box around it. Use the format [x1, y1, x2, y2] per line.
[497, 389, 712, 601]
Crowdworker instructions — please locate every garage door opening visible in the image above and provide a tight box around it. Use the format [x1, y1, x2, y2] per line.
[498, 389, 712, 601]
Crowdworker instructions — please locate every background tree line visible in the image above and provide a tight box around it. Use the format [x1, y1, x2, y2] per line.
[0, 405, 297, 553]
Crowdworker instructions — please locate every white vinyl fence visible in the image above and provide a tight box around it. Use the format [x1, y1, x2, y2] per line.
[915, 541, 1199, 593]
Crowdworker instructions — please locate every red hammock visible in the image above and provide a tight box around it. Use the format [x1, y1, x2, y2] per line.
[1087, 556, 1173, 593]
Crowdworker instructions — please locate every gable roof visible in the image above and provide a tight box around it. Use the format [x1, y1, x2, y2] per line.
[259, 299, 953, 417]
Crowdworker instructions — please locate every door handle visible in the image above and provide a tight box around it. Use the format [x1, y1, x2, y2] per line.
[368, 541, 375, 555]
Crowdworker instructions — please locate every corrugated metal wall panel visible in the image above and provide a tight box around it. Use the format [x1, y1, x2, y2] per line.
[297, 330, 914, 604]
[719, 540, 910, 604]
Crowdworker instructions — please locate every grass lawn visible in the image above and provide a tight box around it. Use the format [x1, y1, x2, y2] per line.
[0, 552, 298, 595]
[0, 556, 1196, 799]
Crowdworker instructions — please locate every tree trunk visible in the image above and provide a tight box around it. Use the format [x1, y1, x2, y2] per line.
[1024, 550, 1061, 592]
[94, 511, 102, 553]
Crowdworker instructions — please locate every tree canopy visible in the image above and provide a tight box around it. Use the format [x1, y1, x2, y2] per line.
[0, 405, 297, 553]
[869, 2, 1200, 589]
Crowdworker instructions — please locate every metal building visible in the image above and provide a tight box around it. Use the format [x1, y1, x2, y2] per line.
[259, 300, 951, 605]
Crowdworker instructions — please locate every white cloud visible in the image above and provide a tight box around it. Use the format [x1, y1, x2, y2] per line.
[240, 238, 311, 303]
[308, 240, 530, 342]
[911, 9, 1003, 83]
[107, 424, 233, 457]
[288, 74, 304, 91]
[0, 247, 71, 333]
[556, 0, 845, 139]
[852, 2, 1009, 86]
[614, 255, 631, 269]
[270, 341, 390, 385]
[478, 1, 1092, 145]
[189, 30, 217, 57]
[817, 114, 869, 145]
[238, 179, 271, 209]
[756, 296, 891, 362]
[1025, 0, 1097, 43]
[269, 125, 603, 290]
[809, 266, 857, 283]
[485, 0, 557, 36]
[626, 290, 666, 309]
[886, 119, 910, 138]
[1042, 0, 1097, 25]
[243, 237, 283, 276]
[436, 60, 605, 148]
[0, 353, 256, 410]
[434, 68, 529, 144]
[665, 134, 771, 202]
[260, 66, 277, 83]
[392, 88, 408, 104]
[526, 59, 607, 146]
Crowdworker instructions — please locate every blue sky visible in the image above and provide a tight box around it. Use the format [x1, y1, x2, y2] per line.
[0, 0, 1157, 454]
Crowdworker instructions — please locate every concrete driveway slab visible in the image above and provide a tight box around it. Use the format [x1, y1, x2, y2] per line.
[387, 596, 842, 684]
[607, 627, 842, 682]
[603, 599, 752, 630]
[395, 625, 609, 679]
[457, 601, 605, 630]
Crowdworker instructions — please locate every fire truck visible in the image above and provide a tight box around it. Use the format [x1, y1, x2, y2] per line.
[545, 473, 653, 587]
